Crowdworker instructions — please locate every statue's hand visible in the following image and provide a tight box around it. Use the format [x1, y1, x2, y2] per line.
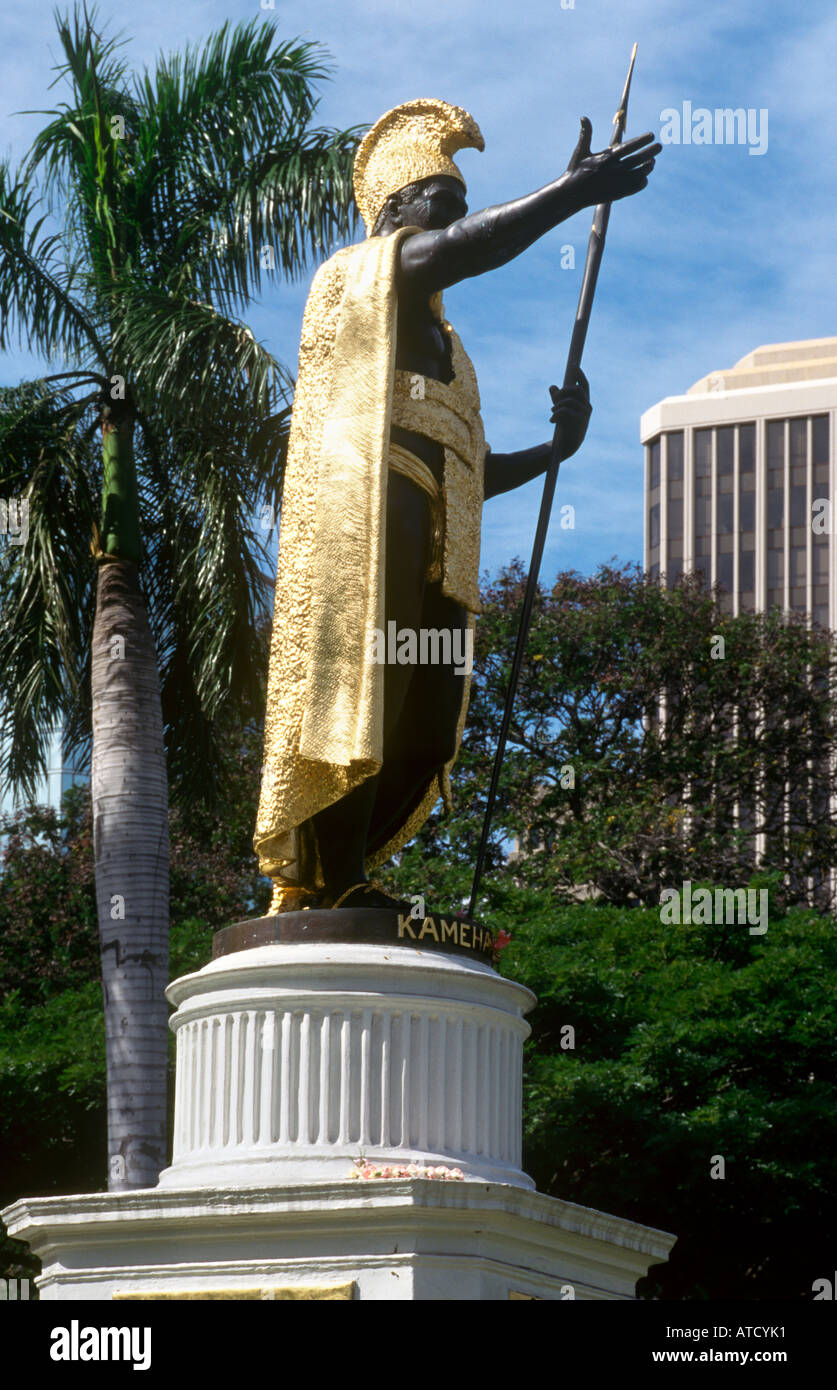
[564, 117, 660, 209]
[549, 368, 592, 460]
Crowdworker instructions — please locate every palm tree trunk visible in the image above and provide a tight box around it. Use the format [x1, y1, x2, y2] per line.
[92, 405, 169, 1191]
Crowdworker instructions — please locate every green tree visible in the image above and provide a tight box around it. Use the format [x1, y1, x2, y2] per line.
[502, 890, 837, 1301]
[0, 6, 359, 1188]
[0, 725, 268, 1287]
[396, 562, 837, 913]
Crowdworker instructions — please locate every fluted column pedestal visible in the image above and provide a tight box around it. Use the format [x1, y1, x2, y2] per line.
[158, 938, 535, 1190]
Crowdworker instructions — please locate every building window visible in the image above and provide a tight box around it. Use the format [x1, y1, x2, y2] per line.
[667, 431, 684, 557]
[767, 545, 784, 612]
[812, 415, 829, 469]
[648, 438, 660, 492]
[789, 417, 806, 467]
[717, 551, 733, 594]
[767, 419, 784, 467]
[667, 431, 684, 481]
[717, 486, 733, 534]
[790, 481, 807, 527]
[739, 549, 755, 604]
[694, 538, 711, 585]
[813, 605, 829, 630]
[739, 423, 755, 472]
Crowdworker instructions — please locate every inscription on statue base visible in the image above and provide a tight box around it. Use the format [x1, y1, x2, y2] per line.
[212, 908, 496, 963]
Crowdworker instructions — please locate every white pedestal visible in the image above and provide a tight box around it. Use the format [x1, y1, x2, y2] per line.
[158, 941, 534, 1190]
[2, 937, 676, 1300]
[3, 1181, 675, 1301]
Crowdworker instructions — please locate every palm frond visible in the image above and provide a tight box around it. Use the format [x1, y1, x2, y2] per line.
[22, 5, 140, 278]
[128, 21, 360, 301]
[133, 411, 279, 804]
[0, 381, 98, 799]
[204, 123, 362, 296]
[134, 21, 328, 188]
[0, 160, 104, 363]
[111, 282, 293, 429]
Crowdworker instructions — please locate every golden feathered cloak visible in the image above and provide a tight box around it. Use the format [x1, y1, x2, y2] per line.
[254, 225, 486, 892]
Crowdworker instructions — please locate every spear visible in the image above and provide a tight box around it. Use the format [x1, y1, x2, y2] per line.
[468, 44, 639, 921]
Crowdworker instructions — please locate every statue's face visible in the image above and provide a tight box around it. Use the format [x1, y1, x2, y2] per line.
[390, 175, 468, 231]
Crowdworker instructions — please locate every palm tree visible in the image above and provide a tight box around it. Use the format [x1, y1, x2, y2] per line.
[0, 6, 360, 1189]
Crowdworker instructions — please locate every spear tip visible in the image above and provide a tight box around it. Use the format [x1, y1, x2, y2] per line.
[623, 43, 638, 96]
[612, 43, 639, 145]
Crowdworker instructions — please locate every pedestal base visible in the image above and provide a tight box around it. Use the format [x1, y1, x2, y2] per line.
[3, 1180, 676, 1301]
[2, 924, 677, 1300]
[159, 938, 536, 1189]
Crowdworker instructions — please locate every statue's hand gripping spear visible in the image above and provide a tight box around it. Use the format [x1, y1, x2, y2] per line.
[468, 45, 642, 920]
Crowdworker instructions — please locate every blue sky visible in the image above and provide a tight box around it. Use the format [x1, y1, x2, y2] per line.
[2, 0, 836, 583]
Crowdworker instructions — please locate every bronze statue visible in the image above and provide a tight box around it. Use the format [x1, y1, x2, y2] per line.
[254, 98, 659, 914]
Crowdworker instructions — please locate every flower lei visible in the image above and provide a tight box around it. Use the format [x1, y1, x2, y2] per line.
[350, 1160, 464, 1181]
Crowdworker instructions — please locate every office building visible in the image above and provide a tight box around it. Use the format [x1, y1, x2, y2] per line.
[641, 336, 837, 625]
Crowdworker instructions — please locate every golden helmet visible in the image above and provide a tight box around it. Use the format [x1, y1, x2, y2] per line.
[353, 98, 484, 235]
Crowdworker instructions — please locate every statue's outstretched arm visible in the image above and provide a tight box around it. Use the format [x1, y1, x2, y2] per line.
[399, 128, 659, 295]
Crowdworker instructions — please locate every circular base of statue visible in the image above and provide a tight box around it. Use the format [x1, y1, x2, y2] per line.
[212, 907, 497, 963]
[157, 927, 535, 1190]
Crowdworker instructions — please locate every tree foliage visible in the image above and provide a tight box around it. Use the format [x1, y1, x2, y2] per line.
[497, 890, 837, 1300]
[0, 721, 269, 1283]
[393, 562, 837, 913]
